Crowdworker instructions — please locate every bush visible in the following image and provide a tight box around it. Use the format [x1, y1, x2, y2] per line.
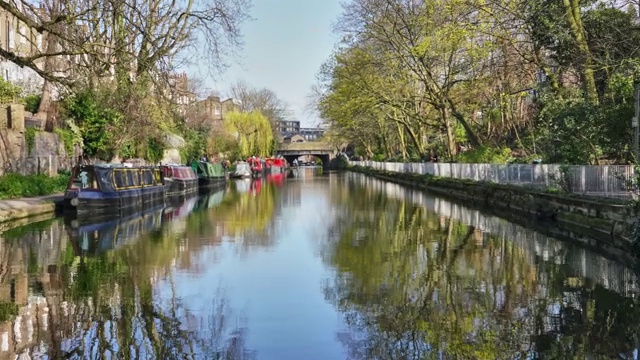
[456, 146, 512, 164]
[21, 94, 41, 113]
[0, 173, 70, 199]
[334, 155, 349, 170]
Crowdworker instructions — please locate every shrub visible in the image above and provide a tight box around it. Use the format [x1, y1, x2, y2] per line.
[0, 173, 70, 199]
[456, 146, 512, 164]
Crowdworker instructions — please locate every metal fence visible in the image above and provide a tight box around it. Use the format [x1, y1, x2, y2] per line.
[351, 161, 637, 198]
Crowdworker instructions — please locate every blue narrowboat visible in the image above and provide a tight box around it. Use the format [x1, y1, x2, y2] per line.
[63, 164, 165, 216]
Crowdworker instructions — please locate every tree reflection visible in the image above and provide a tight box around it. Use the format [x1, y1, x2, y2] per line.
[324, 174, 640, 359]
[188, 179, 280, 252]
[0, 206, 256, 359]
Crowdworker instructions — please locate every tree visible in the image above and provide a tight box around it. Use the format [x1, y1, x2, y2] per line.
[229, 80, 290, 123]
[223, 110, 274, 158]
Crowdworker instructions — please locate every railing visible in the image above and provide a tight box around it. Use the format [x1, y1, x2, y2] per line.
[350, 161, 636, 198]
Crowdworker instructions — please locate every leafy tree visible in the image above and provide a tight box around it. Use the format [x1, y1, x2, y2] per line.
[223, 110, 274, 158]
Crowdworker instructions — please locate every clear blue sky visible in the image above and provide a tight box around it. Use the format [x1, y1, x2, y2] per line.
[189, 0, 343, 127]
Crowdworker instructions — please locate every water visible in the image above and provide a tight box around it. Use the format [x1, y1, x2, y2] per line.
[0, 169, 639, 359]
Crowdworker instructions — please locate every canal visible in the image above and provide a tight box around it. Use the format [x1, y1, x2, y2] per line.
[0, 169, 638, 359]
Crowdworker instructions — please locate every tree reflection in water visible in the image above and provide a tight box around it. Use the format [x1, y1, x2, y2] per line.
[0, 196, 257, 359]
[324, 174, 640, 360]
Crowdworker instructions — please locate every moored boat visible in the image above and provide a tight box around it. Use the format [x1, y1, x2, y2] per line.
[266, 157, 286, 174]
[160, 164, 198, 197]
[247, 157, 263, 178]
[230, 161, 251, 178]
[191, 160, 227, 189]
[63, 164, 165, 217]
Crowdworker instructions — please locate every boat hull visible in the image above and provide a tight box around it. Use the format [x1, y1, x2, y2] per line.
[64, 186, 166, 218]
[165, 178, 199, 197]
[198, 176, 227, 190]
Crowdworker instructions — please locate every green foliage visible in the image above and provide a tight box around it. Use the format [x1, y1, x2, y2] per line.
[0, 173, 70, 199]
[224, 110, 274, 158]
[145, 137, 165, 164]
[25, 127, 37, 155]
[62, 89, 120, 159]
[179, 127, 209, 164]
[456, 146, 512, 164]
[0, 77, 21, 104]
[21, 93, 41, 113]
[0, 302, 18, 322]
[119, 141, 137, 160]
[334, 155, 349, 170]
[54, 128, 77, 155]
[532, 93, 632, 164]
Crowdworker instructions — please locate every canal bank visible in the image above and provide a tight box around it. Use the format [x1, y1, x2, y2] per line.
[0, 194, 63, 225]
[349, 164, 639, 255]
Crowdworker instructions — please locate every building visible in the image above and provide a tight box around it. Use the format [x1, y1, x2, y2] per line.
[167, 72, 196, 109]
[283, 134, 305, 143]
[300, 127, 325, 141]
[0, 7, 45, 94]
[275, 120, 300, 135]
[192, 95, 239, 126]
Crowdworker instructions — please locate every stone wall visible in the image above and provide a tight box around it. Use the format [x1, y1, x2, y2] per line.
[0, 103, 78, 176]
[350, 166, 638, 254]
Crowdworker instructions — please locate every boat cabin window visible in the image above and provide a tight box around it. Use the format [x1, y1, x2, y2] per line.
[129, 170, 140, 186]
[114, 170, 127, 189]
[71, 169, 99, 190]
[142, 169, 154, 186]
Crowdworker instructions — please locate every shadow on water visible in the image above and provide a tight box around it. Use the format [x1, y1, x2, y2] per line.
[324, 173, 640, 360]
[0, 186, 262, 359]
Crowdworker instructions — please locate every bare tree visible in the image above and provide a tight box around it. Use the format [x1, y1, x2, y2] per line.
[0, 0, 252, 103]
[229, 80, 289, 123]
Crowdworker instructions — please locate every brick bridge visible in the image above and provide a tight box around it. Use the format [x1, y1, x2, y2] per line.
[276, 141, 338, 168]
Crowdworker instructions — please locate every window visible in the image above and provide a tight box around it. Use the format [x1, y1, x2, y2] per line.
[127, 170, 139, 186]
[143, 169, 154, 185]
[71, 170, 99, 190]
[114, 170, 126, 189]
[214, 105, 221, 115]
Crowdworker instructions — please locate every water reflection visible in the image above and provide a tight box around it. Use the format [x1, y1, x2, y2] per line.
[0, 172, 639, 359]
[325, 173, 640, 359]
[0, 189, 263, 359]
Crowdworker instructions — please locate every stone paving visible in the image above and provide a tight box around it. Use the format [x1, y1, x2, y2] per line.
[0, 194, 63, 223]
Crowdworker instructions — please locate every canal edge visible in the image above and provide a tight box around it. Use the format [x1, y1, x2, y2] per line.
[348, 165, 639, 261]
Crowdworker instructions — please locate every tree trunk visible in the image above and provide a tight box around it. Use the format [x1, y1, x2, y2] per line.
[446, 97, 482, 147]
[563, 0, 598, 105]
[443, 108, 457, 161]
[38, 0, 62, 130]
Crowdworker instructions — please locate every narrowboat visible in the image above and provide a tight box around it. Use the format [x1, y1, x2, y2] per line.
[191, 161, 227, 189]
[266, 157, 286, 174]
[160, 164, 198, 196]
[230, 161, 251, 178]
[247, 157, 263, 178]
[63, 164, 165, 217]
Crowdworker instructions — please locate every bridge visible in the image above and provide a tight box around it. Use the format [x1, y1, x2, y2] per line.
[276, 141, 338, 168]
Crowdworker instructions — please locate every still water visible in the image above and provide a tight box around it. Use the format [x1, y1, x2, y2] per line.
[0, 169, 639, 359]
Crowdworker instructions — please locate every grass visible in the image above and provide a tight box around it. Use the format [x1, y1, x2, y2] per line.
[0, 173, 70, 200]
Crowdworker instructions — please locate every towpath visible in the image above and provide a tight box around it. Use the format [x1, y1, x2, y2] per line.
[0, 194, 63, 223]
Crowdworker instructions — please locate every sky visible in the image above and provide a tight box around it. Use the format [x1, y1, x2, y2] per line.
[188, 0, 344, 128]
